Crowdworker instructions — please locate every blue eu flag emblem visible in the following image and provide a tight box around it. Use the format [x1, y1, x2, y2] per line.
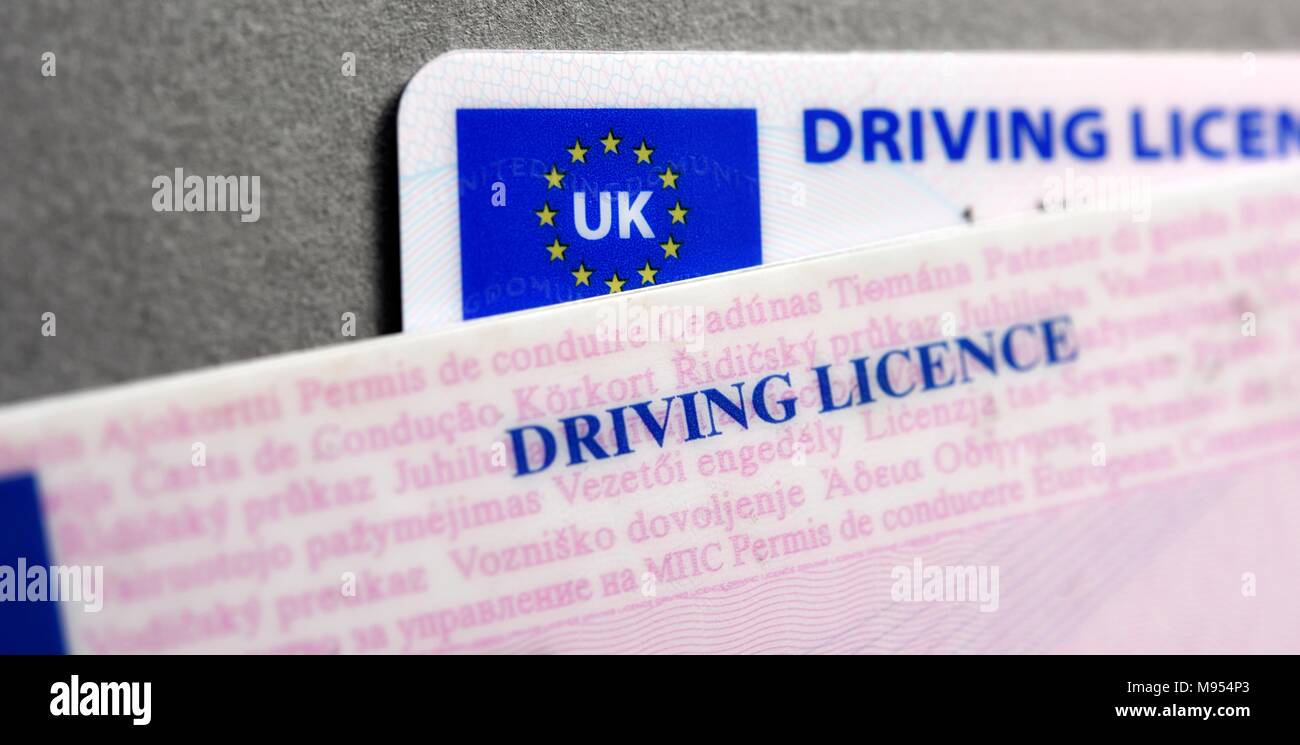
[455, 108, 762, 319]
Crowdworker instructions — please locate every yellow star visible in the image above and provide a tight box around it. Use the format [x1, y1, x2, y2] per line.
[571, 262, 593, 286]
[535, 202, 557, 227]
[658, 165, 680, 189]
[543, 164, 565, 189]
[637, 261, 659, 285]
[567, 139, 589, 163]
[668, 200, 689, 224]
[605, 272, 626, 293]
[545, 237, 568, 261]
[600, 129, 622, 154]
[660, 235, 681, 259]
[633, 140, 654, 164]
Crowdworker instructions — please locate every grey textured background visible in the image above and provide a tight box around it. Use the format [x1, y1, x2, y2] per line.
[3, 0, 1298, 405]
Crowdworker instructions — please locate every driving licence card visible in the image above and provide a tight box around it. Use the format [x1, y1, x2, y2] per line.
[399, 50, 1300, 328]
[4, 166, 1300, 652]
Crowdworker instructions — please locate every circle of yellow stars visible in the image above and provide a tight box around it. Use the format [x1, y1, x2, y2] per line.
[536, 129, 687, 293]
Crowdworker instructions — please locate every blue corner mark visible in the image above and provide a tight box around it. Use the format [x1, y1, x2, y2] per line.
[455, 108, 763, 320]
[0, 472, 67, 654]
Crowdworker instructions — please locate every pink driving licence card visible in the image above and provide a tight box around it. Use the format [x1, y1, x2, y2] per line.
[2, 167, 1299, 653]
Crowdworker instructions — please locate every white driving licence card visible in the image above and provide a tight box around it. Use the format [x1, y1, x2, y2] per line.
[399, 50, 1300, 328]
